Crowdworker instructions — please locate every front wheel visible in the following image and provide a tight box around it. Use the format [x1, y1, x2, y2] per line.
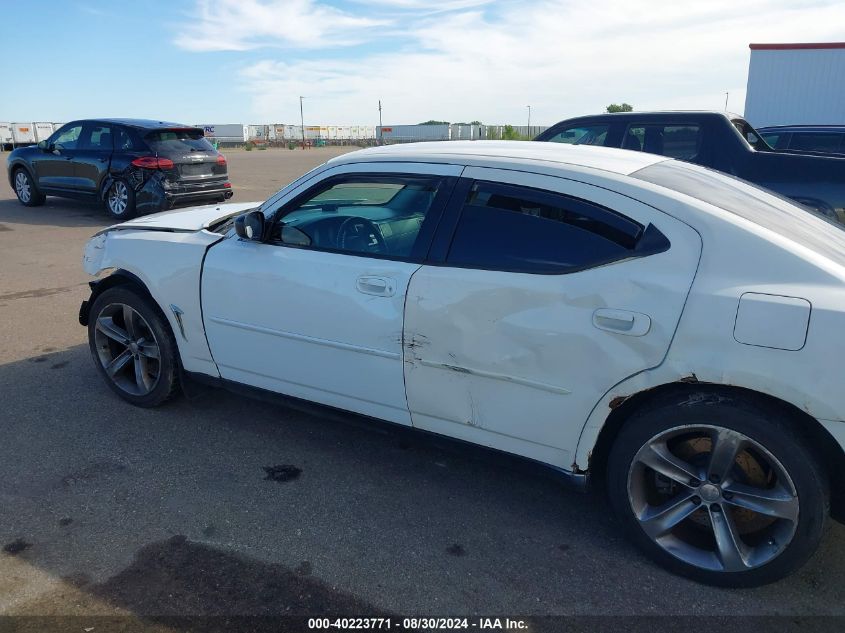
[13, 168, 46, 207]
[607, 392, 828, 587]
[88, 286, 180, 407]
[105, 179, 137, 219]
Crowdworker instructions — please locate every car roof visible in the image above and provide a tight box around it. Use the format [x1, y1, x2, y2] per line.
[548, 111, 742, 124]
[757, 125, 845, 132]
[331, 141, 669, 176]
[88, 118, 197, 130]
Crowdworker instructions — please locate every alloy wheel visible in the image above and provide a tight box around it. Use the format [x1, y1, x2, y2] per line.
[93, 303, 161, 396]
[627, 424, 799, 573]
[15, 171, 31, 203]
[108, 181, 129, 216]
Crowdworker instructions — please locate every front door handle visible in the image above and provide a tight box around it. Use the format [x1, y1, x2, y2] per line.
[593, 308, 651, 337]
[356, 276, 396, 297]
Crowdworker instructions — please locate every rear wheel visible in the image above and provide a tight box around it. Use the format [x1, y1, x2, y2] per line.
[105, 179, 137, 219]
[88, 286, 179, 407]
[607, 392, 828, 587]
[13, 168, 46, 207]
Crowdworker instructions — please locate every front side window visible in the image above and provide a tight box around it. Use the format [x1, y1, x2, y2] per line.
[445, 181, 659, 274]
[545, 125, 608, 146]
[52, 124, 82, 150]
[271, 176, 442, 259]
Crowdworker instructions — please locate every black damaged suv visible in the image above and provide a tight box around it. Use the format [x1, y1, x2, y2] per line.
[6, 119, 233, 219]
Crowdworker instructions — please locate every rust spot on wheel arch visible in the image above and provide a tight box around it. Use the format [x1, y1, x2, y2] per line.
[609, 395, 628, 409]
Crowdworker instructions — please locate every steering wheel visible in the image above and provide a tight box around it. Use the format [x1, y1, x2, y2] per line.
[337, 216, 388, 254]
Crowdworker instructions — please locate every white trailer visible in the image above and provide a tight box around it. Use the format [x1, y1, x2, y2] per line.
[196, 124, 248, 144]
[34, 122, 55, 142]
[0, 123, 13, 151]
[11, 123, 36, 145]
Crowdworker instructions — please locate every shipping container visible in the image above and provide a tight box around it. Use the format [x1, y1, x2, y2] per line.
[378, 124, 450, 142]
[11, 123, 36, 145]
[34, 122, 54, 142]
[284, 125, 304, 141]
[247, 124, 269, 141]
[196, 124, 247, 143]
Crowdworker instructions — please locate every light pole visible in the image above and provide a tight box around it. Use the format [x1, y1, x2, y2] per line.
[299, 96, 306, 148]
[724, 91, 729, 112]
[378, 99, 383, 145]
[527, 105, 531, 136]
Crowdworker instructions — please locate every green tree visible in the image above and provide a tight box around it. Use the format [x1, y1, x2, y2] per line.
[501, 124, 527, 141]
[606, 103, 633, 113]
[419, 120, 450, 125]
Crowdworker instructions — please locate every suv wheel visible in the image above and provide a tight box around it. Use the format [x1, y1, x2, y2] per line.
[607, 391, 828, 587]
[105, 179, 137, 219]
[14, 169, 46, 207]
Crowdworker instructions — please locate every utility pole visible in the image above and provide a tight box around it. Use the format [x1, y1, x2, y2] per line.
[299, 96, 306, 148]
[724, 91, 729, 112]
[378, 100, 383, 145]
[527, 105, 532, 136]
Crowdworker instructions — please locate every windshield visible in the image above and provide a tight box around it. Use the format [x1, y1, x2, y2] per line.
[632, 159, 845, 265]
[145, 128, 215, 154]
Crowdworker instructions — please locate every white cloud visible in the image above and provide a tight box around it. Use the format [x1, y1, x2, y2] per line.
[174, 0, 387, 51]
[180, 0, 845, 125]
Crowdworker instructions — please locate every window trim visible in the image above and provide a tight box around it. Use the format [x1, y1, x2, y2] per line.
[436, 179, 670, 276]
[259, 172, 457, 264]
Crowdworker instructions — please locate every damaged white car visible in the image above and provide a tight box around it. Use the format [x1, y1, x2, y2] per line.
[80, 141, 845, 587]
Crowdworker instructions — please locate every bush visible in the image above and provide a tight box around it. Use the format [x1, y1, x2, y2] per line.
[244, 141, 255, 151]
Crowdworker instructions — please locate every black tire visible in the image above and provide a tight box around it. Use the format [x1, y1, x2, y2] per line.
[13, 168, 46, 207]
[607, 390, 828, 587]
[104, 179, 137, 220]
[87, 286, 180, 407]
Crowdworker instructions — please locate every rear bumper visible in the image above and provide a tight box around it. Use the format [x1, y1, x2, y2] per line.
[162, 179, 233, 203]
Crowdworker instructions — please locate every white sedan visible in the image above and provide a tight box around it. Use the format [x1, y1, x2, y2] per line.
[80, 141, 845, 586]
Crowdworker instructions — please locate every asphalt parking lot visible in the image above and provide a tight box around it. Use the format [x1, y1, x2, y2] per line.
[2, 146, 845, 622]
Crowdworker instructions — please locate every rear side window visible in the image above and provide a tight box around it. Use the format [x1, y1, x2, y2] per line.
[81, 124, 113, 151]
[789, 133, 843, 153]
[544, 125, 608, 146]
[623, 124, 703, 161]
[445, 181, 664, 274]
[145, 128, 215, 153]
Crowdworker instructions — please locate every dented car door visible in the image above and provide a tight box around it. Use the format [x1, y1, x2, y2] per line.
[402, 168, 702, 469]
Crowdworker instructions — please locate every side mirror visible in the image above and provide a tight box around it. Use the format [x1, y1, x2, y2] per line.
[37, 140, 51, 151]
[234, 210, 266, 241]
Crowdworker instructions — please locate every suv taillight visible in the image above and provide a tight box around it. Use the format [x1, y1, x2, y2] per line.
[131, 156, 175, 170]
[216, 154, 227, 167]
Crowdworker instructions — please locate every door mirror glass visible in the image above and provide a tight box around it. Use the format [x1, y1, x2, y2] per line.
[37, 140, 49, 151]
[234, 210, 266, 241]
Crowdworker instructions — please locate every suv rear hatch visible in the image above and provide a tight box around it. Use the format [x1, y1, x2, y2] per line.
[143, 128, 227, 183]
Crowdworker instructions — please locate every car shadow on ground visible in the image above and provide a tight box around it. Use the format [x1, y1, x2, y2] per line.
[1, 345, 844, 618]
[0, 197, 113, 229]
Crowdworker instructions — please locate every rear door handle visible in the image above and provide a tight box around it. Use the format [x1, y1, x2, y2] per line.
[356, 276, 396, 297]
[593, 308, 651, 337]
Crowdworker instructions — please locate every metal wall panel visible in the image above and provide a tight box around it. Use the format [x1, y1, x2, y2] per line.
[745, 48, 845, 127]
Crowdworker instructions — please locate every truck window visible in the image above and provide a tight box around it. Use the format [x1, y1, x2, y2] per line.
[789, 133, 843, 153]
[623, 125, 703, 162]
[544, 125, 608, 146]
[730, 118, 771, 151]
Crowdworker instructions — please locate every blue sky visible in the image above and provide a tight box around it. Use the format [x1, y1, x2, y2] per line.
[2, 0, 844, 126]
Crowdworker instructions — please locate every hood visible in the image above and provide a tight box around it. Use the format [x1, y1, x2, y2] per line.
[99, 201, 261, 234]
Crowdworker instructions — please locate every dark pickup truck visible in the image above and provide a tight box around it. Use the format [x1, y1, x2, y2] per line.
[535, 111, 845, 223]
